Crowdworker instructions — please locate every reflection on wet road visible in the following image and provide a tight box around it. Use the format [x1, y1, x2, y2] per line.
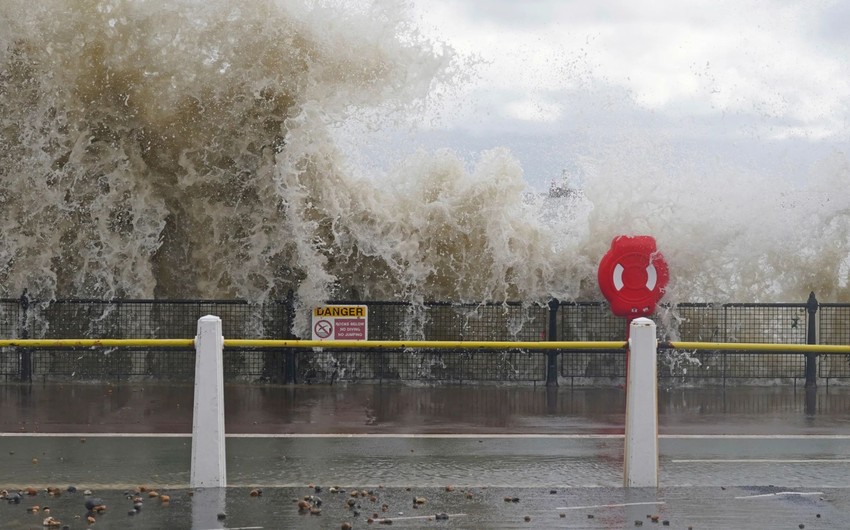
[3, 384, 850, 435]
[3, 433, 850, 489]
[3, 384, 850, 528]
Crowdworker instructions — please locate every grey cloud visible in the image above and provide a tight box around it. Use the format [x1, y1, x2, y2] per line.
[816, 2, 850, 47]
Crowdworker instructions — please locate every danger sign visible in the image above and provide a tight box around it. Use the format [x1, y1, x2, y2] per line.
[311, 305, 368, 340]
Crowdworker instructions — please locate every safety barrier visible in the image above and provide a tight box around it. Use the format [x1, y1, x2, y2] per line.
[3, 292, 850, 385]
[3, 337, 850, 386]
[7, 316, 850, 487]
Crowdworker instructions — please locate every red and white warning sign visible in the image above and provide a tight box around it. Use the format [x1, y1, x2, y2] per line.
[311, 305, 368, 341]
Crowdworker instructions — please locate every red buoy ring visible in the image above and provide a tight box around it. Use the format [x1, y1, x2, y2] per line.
[598, 235, 669, 318]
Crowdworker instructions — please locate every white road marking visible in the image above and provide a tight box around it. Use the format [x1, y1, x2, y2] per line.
[231, 433, 622, 439]
[556, 501, 666, 510]
[672, 459, 850, 463]
[735, 491, 824, 499]
[203, 527, 264, 530]
[371, 513, 468, 522]
[0, 432, 190, 437]
[661, 434, 850, 440]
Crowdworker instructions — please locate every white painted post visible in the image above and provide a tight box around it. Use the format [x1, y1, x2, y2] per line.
[624, 317, 658, 488]
[191, 315, 227, 488]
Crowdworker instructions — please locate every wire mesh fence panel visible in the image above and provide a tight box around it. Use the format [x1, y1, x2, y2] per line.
[722, 304, 807, 344]
[0, 352, 18, 381]
[819, 305, 850, 345]
[28, 347, 197, 381]
[557, 303, 626, 379]
[0, 296, 848, 383]
[294, 348, 547, 383]
[818, 305, 850, 381]
[123, 302, 197, 380]
[363, 302, 411, 341]
[346, 301, 550, 342]
[818, 355, 850, 381]
[723, 352, 805, 380]
[379, 350, 460, 382]
[658, 304, 727, 342]
[657, 350, 808, 382]
[447, 303, 549, 342]
[0, 300, 21, 381]
[297, 349, 387, 383]
[295, 302, 550, 383]
[25, 347, 279, 382]
[557, 303, 624, 341]
[456, 350, 545, 382]
[0, 300, 21, 336]
[657, 349, 723, 379]
[14, 300, 295, 382]
[560, 350, 626, 382]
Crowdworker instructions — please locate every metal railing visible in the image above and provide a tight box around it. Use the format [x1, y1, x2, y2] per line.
[0, 291, 848, 386]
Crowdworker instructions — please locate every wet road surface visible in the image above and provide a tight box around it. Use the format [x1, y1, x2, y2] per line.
[0, 484, 844, 530]
[3, 433, 850, 489]
[2, 383, 849, 435]
[2, 384, 850, 528]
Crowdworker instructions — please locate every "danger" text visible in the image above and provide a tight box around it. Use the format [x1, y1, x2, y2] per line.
[313, 306, 367, 317]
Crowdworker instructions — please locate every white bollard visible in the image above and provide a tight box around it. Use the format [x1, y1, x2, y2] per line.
[623, 317, 658, 487]
[191, 315, 227, 488]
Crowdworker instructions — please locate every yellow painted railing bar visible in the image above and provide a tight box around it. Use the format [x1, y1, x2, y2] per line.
[225, 340, 628, 350]
[2, 339, 847, 353]
[0, 339, 627, 350]
[0, 339, 194, 348]
[665, 341, 850, 354]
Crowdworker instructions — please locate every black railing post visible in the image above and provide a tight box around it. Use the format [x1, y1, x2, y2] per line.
[283, 289, 297, 384]
[19, 290, 32, 383]
[805, 291, 818, 388]
[546, 298, 559, 386]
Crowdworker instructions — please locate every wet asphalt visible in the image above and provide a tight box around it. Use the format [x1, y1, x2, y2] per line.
[2, 383, 850, 528]
[2, 383, 850, 435]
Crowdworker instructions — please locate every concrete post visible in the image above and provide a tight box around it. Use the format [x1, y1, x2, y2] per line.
[624, 317, 658, 488]
[191, 315, 227, 488]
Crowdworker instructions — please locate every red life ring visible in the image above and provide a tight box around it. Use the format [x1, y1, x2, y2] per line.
[597, 235, 669, 318]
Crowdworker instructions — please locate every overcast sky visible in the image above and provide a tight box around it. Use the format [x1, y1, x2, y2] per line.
[350, 0, 850, 191]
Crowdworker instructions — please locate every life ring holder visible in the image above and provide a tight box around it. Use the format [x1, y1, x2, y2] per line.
[598, 235, 669, 319]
